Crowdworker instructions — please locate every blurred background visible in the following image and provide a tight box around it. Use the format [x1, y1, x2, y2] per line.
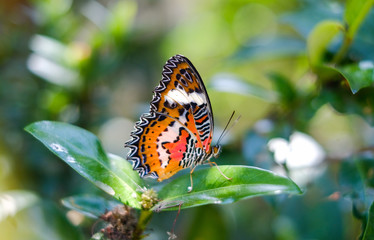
[1, 0, 374, 239]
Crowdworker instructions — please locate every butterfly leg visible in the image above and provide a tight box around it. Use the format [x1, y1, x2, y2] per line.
[207, 161, 232, 181]
[188, 165, 198, 192]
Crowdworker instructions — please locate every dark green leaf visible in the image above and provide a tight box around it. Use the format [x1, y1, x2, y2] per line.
[61, 195, 120, 218]
[362, 201, 374, 240]
[153, 165, 302, 211]
[25, 121, 145, 209]
[356, 157, 374, 188]
[317, 70, 374, 125]
[267, 72, 297, 105]
[336, 61, 374, 94]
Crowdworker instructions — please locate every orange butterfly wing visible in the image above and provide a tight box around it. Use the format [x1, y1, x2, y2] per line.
[125, 55, 214, 181]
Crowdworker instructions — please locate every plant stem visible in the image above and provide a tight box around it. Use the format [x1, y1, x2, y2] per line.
[332, 0, 374, 65]
[332, 34, 352, 65]
[133, 210, 153, 240]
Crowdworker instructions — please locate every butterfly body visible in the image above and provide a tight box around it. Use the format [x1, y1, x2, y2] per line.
[125, 55, 220, 182]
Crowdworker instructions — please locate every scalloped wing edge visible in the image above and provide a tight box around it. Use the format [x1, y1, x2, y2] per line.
[124, 55, 187, 179]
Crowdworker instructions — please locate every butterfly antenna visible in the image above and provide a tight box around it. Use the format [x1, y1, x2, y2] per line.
[216, 111, 235, 145]
[216, 111, 241, 146]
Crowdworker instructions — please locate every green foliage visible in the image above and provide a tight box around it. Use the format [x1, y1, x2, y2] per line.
[363, 201, 374, 240]
[25, 121, 301, 214]
[25, 121, 145, 209]
[156, 165, 301, 211]
[336, 62, 374, 94]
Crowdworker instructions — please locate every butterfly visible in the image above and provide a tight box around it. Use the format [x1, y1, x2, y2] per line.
[125, 54, 231, 191]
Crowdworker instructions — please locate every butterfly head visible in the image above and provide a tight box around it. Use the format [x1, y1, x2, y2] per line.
[212, 145, 221, 158]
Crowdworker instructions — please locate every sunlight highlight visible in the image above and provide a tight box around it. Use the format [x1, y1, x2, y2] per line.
[268, 132, 326, 186]
[0, 191, 39, 221]
[94, 181, 115, 196]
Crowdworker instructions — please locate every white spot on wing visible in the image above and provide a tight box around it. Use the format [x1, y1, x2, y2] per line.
[164, 95, 175, 105]
[189, 91, 205, 105]
[166, 89, 206, 106]
[166, 89, 189, 105]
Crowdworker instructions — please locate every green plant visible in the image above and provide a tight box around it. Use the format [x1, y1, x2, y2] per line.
[25, 121, 301, 239]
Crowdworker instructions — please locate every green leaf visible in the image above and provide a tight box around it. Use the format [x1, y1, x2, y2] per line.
[61, 195, 120, 218]
[344, 0, 374, 38]
[153, 165, 302, 211]
[267, 72, 297, 105]
[307, 20, 343, 66]
[335, 61, 374, 94]
[25, 121, 145, 209]
[362, 201, 374, 240]
[315, 64, 374, 125]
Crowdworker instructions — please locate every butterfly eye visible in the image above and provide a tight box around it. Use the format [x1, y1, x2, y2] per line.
[213, 145, 221, 158]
